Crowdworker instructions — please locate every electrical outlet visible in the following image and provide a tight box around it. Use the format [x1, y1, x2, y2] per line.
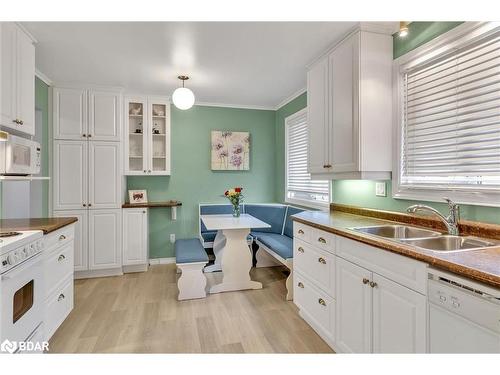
[375, 182, 387, 197]
[170, 234, 176, 243]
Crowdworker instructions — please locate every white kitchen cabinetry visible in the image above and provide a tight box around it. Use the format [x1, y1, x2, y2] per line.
[43, 224, 75, 341]
[294, 222, 428, 353]
[0, 22, 36, 136]
[306, 29, 392, 179]
[89, 209, 122, 270]
[88, 142, 121, 209]
[53, 88, 87, 140]
[122, 208, 149, 272]
[53, 210, 88, 271]
[124, 96, 171, 175]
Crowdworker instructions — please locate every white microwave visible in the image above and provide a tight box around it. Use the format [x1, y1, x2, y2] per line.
[0, 134, 41, 176]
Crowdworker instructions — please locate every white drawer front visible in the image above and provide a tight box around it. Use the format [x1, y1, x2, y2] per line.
[310, 228, 335, 254]
[44, 224, 75, 253]
[293, 222, 312, 243]
[44, 277, 74, 341]
[295, 271, 335, 337]
[44, 241, 74, 298]
[294, 238, 336, 297]
[336, 236, 428, 294]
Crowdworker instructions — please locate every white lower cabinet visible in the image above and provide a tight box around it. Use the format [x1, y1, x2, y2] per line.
[293, 222, 428, 353]
[122, 208, 149, 271]
[53, 210, 88, 271]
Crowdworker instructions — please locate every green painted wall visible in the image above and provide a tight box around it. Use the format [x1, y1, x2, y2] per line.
[127, 105, 276, 258]
[35, 76, 50, 217]
[274, 92, 307, 203]
[393, 21, 463, 59]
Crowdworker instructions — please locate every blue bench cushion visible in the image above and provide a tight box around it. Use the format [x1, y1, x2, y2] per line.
[283, 206, 305, 238]
[200, 204, 235, 233]
[175, 239, 209, 264]
[245, 204, 286, 234]
[253, 232, 293, 260]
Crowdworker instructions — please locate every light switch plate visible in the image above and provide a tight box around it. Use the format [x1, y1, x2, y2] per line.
[375, 182, 387, 197]
[170, 234, 176, 243]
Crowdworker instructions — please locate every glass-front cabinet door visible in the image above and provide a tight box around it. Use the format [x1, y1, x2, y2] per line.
[124, 96, 171, 175]
[148, 98, 171, 175]
[125, 97, 148, 174]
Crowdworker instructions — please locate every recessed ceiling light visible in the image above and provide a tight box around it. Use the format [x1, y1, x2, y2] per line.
[172, 75, 195, 110]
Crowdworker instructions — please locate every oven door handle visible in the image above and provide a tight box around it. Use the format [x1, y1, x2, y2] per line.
[1, 252, 43, 281]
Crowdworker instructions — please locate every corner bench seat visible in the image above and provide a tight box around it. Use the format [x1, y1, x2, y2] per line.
[175, 239, 208, 301]
[251, 232, 293, 260]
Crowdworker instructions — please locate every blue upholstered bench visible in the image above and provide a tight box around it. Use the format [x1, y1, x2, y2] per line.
[246, 204, 305, 300]
[175, 239, 209, 300]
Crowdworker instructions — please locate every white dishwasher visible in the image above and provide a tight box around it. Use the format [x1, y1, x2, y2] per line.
[428, 269, 500, 353]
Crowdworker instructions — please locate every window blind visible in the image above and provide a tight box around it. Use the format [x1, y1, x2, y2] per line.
[401, 30, 500, 190]
[286, 111, 329, 205]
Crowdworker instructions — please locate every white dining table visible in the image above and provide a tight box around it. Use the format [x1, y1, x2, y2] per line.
[200, 213, 270, 294]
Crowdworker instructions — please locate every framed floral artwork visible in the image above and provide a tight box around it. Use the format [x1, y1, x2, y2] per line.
[211, 131, 250, 170]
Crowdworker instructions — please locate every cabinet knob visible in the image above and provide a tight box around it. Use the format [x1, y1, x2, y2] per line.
[297, 247, 304, 253]
[318, 257, 326, 264]
[143, 170, 147, 173]
[362, 278, 370, 284]
[58, 254, 66, 262]
[12, 119, 18, 124]
[369, 281, 378, 288]
[59, 235, 66, 241]
[58, 294, 65, 302]
[143, 211, 146, 214]
[88, 134, 92, 138]
[82, 134, 87, 137]
[148, 170, 151, 173]
[297, 282, 304, 288]
[83, 203, 86, 207]
[88, 203, 92, 207]
[318, 298, 326, 306]
[298, 229, 304, 235]
[19, 120, 24, 125]
[318, 237, 326, 244]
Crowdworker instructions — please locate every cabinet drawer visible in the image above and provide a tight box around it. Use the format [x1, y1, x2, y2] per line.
[336, 236, 428, 294]
[44, 277, 74, 341]
[310, 228, 335, 254]
[295, 271, 335, 338]
[293, 222, 312, 243]
[44, 241, 74, 298]
[294, 238, 336, 297]
[44, 224, 75, 253]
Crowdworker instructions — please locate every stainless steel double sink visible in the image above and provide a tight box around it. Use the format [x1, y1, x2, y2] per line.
[351, 225, 497, 253]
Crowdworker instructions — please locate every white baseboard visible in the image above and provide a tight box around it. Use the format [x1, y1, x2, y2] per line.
[74, 268, 123, 279]
[123, 264, 149, 273]
[149, 257, 176, 265]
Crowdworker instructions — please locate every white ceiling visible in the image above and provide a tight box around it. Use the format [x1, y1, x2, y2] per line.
[23, 22, 359, 109]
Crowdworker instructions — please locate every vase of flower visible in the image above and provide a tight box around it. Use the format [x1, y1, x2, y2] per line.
[224, 187, 243, 217]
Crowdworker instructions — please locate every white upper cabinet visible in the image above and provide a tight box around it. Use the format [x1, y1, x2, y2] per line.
[0, 23, 36, 136]
[124, 96, 171, 175]
[89, 90, 121, 141]
[53, 88, 88, 140]
[307, 29, 393, 180]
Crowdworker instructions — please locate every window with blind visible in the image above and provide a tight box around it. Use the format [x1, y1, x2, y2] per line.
[285, 109, 330, 207]
[396, 24, 500, 205]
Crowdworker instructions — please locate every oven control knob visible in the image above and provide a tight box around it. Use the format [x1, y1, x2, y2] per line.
[7, 254, 16, 265]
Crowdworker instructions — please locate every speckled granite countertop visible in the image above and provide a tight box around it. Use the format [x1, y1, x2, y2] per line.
[0, 217, 78, 234]
[292, 210, 500, 289]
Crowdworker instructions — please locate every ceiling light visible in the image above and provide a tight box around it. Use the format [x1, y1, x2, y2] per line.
[172, 75, 195, 110]
[399, 22, 409, 38]
[0, 130, 8, 141]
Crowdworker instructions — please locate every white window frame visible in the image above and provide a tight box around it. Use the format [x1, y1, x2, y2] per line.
[392, 21, 500, 207]
[285, 108, 330, 210]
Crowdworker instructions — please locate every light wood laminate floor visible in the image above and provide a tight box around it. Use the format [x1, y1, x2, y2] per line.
[48, 264, 333, 353]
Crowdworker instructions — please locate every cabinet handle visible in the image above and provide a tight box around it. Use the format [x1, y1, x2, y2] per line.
[143, 211, 146, 214]
[323, 164, 332, 169]
[318, 298, 326, 306]
[59, 235, 66, 241]
[369, 281, 378, 288]
[19, 120, 24, 125]
[318, 257, 326, 264]
[58, 254, 66, 262]
[362, 278, 369, 284]
[297, 247, 304, 253]
[297, 282, 304, 288]
[318, 237, 326, 244]
[58, 294, 65, 302]
[12, 119, 18, 124]
[298, 229, 304, 235]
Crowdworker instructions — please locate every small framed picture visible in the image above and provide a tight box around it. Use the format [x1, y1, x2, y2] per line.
[128, 190, 148, 204]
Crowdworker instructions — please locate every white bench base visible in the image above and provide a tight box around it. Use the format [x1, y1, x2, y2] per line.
[176, 261, 208, 301]
[255, 240, 294, 301]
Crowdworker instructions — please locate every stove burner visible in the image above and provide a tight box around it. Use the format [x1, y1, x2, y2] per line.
[0, 231, 21, 238]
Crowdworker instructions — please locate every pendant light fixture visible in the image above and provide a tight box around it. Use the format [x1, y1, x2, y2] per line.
[172, 75, 195, 110]
[399, 22, 409, 38]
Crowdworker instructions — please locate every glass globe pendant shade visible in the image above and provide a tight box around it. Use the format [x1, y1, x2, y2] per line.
[172, 87, 195, 110]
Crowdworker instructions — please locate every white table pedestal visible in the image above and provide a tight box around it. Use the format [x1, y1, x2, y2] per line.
[204, 230, 225, 273]
[209, 228, 262, 294]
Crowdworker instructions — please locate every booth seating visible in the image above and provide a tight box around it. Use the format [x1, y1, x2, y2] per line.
[175, 239, 209, 301]
[198, 203, 306, 300]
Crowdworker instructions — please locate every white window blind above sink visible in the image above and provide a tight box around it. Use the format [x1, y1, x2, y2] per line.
[401, 29, 500, 190]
